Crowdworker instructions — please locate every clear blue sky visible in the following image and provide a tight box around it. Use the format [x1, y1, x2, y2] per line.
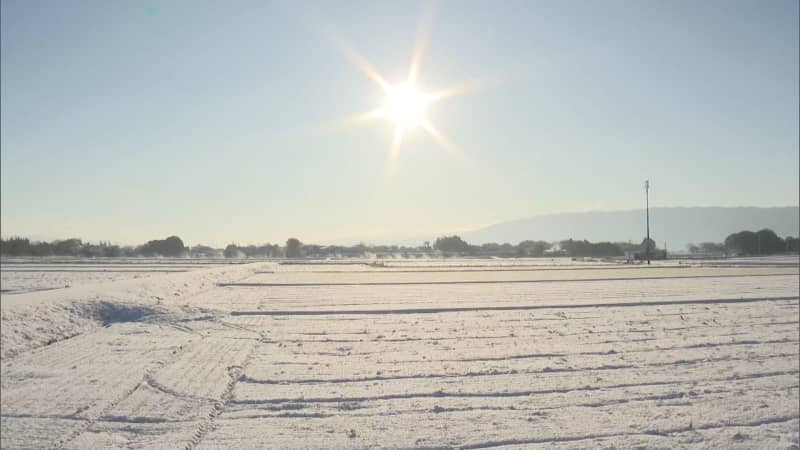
[2, 0, 798, 246]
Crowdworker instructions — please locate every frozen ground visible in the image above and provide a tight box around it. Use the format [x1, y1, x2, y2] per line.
[1, 256, 798, 449]
[0, 259, 253, 295]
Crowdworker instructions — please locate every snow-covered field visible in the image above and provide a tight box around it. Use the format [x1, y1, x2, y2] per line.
[0, 259, 252, 295]
[1, 256, 798, 449]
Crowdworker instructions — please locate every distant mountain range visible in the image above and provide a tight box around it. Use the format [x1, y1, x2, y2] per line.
[460, 207, 800, 251]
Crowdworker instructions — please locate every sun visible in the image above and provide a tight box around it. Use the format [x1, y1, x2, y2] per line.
[330, 13, 485, 164]
[383, 81, 431, 133]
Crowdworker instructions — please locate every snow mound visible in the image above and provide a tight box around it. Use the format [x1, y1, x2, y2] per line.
[1, 262, 264, 360]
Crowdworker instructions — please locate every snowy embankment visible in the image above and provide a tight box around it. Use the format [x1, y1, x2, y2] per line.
[0, 262, 260, 360]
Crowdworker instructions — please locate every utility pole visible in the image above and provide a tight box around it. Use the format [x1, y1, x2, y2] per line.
[645, 180, 651, 265]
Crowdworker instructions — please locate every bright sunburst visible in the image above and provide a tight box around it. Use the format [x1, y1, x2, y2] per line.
[383, 82, 430, 133]
[332, 15, 480, 164]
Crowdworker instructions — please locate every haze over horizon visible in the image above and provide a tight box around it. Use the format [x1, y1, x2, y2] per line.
[2, 206, 798, 250]
[2, 0, 798, 246]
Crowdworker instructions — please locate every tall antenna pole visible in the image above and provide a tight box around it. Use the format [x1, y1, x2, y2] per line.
[645, 180, 651, 265]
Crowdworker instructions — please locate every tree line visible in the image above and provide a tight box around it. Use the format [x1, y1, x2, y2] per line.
[2, 229, 797, 258]
[431, 229, 798, 258]
[0, 236, 192, 257]
[432, 235, 666, 258]
[718, 229, 798, 255]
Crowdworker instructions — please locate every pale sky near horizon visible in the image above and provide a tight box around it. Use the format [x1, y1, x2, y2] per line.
[2, 0, 798, 246]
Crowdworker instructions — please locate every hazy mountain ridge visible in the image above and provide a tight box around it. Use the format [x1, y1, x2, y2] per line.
[461, 207, 800, 250]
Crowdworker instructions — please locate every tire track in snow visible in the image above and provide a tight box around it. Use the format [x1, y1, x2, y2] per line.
[264, 319, 798, 344]
[46, 267, 266, 448]
[219, 272, 797, 288]
[253, 265, 691, 274]
[230, 369, 799, 406]
[184, 341, 258, 450]
[228, 295, 799, 316]
[458, 415, 800, 448]
[250, 384, 796, 420]
[236, 350, 798, 386]
[52, 338, 197, 449]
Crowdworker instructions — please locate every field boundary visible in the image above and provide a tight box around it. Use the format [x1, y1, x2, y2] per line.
[229, 295, 799, 316]
[219, 272, 798, 288]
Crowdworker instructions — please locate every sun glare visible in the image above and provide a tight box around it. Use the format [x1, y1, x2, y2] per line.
[383, 82, 430, 131]
[331, 12, 484, 167]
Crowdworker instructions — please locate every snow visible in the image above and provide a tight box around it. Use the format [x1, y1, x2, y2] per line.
[0, 261, 257, 360]
[1, 256, 798, 448]
[0, 258, 246, 295]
